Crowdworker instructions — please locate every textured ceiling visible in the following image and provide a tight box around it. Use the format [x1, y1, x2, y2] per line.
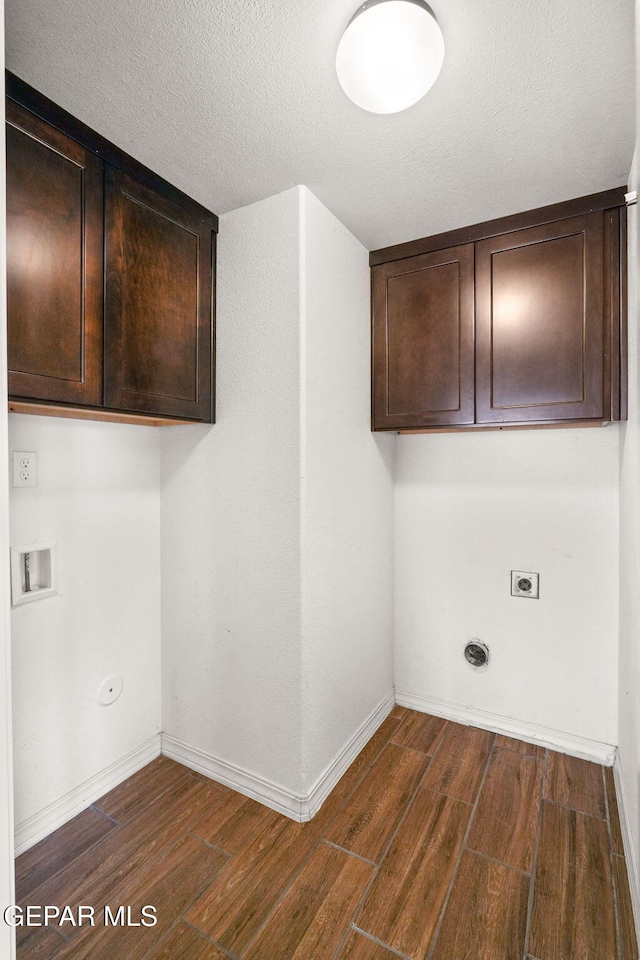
[5, 0, 635, 250]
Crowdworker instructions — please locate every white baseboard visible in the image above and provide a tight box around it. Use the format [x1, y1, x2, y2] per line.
[306, 690, 395, 819]
[161, 733, 309, 820]
[15, 690, 614, 855]
[162, 689, 396, 822]
[395, 689, 616, 765]
[613, 758, 640, 940]
[14, 734, 162, 856]
[15, 693, 395, 854]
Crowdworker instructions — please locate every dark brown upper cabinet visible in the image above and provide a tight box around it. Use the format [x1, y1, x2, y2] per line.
[6, 72, 218, 425]
[371, 189, 626, 432]
[372, 244, 474, 429]
[104, 169, 214, 421]
[7, 100, 104, 407]
[475, 213, 609, 424]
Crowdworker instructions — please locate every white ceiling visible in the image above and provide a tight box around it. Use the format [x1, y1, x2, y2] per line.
[5, 0, 636, 250]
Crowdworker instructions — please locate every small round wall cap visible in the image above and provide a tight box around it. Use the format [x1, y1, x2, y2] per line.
[96, 674, 123, 706]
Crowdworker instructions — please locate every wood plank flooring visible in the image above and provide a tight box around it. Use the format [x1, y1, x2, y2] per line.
[14, 709, 638, 960]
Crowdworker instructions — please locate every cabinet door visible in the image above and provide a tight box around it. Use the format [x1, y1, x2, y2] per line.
[6, 101, 104, 405]
[104, 168, 214, 421]
[372, 244, 475, 429]
[475, 213, 605, 423]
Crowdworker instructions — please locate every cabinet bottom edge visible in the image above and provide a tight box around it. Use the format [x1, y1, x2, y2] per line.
[8, 400, 208, 427]
[373, 418, 619, 434]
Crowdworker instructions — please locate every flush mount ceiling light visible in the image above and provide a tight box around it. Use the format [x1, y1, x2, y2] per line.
[336, 0, 444, 114]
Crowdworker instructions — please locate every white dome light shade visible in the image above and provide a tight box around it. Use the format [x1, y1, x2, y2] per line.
[336, 0, 444, 114]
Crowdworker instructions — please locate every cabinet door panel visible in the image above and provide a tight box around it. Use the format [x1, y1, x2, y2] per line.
[372, 244, 474, 429]
[6, 101, 103, 405]
[105, 168, 214, 421]
[475, 214, 604, 423]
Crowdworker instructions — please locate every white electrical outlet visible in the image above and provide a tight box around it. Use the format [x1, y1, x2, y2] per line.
[13, 451, 37, 488]
[511, 570, 539, 599]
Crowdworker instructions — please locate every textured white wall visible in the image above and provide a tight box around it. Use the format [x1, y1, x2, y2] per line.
[9, 415, 162, 826]
[0, 20, 16, 953]
[161, 188, 304, 795]
[162, 186, 395, 803]
[618, 121, 640, 883]
[395, 427, 619, 745]
[300, 189, 394, 792]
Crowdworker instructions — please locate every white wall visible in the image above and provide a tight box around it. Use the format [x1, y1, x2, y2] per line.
[0, 16, 16, 953]
[300, 189, 394, 793]
[161, 188, 305, 796]
[618, 11, 640, 898]
[9, 415, 162, 829]
[161, 186, 395, 809]
[395, 427, 620, 750]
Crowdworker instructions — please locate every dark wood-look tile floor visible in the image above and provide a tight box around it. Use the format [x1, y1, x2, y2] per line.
[15, 712, 639, 960]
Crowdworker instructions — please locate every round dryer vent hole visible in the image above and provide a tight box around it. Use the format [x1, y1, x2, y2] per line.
[464, 641, 489, 668]
[97, 674, 123, 706]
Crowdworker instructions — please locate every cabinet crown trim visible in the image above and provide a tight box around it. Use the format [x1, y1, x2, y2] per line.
[6, 70, 219, 231]
[369, 187, 626, 266]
